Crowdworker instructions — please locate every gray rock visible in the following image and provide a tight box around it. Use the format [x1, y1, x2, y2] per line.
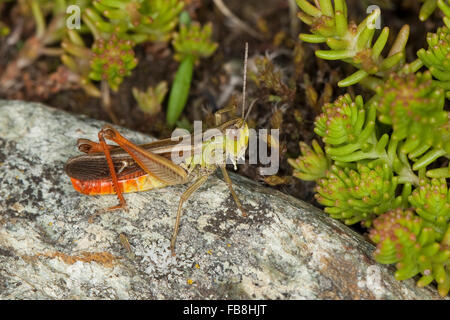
[0, 100, 445, 300]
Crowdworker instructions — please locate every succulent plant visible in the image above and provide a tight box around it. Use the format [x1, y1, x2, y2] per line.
[61, 30, 101, 97]
[420, 0, 439, 21]
[370, 72, 449, 156]
[171, 21, 218, 62]
[427, 162, 450, 179]
[290, 0, 450, 296]
[370, 209, 450, 296]
[409, 178, 450, 238]
[88, 34, 138, 91]
[84, 0, 185, 43]
[1, 0, 220, 127]
[288, 140, 330, 181]
[139, 0, 186, 42]
[296, 0, 410, 87]
[315, 162, 403, 226]
[314, 94, 381, 163]
[417, 26, 450, 99]
[290, 81, 449, 295]
[0, 0, 77, 89]
[132, 81, 168, 116]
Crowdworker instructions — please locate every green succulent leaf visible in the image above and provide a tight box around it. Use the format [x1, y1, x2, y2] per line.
[288, 140, 331, 181]
[420, 0, 438, 21]
[438, 0, 450, 28]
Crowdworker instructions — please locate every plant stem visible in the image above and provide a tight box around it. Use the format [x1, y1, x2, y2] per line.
[101, 80, 119, 124]
[30, 0, 45, 39]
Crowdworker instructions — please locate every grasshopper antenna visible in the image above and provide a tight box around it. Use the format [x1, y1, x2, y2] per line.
[244, 98, 257, 122]
[242, 42, 248, 119]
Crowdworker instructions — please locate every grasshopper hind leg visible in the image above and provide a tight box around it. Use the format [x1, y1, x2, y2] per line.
[88, 128, 130, 223]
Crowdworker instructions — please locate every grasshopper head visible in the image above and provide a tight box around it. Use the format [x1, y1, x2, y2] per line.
[221, 117, 249, 169]
[219, 42, 252, 169]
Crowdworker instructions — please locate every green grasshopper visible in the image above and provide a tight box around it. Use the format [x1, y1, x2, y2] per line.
[65, 43, 253, 255]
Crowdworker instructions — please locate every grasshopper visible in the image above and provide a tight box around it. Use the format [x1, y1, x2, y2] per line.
[65, 44, 253, 255]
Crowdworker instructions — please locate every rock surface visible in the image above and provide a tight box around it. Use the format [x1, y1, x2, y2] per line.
[0, 100, 445, 300]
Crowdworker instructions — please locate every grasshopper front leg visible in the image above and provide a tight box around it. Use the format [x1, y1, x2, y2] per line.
[171, 174, 211, 256]
[220, 165, 247, 217]
[171, 167, 248, 255]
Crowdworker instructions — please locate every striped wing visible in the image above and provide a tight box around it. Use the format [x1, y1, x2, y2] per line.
[65, 134, 197, 182]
